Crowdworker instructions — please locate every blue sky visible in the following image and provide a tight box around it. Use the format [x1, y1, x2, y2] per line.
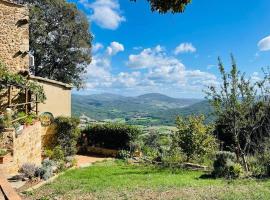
[70, 0, 270, 98]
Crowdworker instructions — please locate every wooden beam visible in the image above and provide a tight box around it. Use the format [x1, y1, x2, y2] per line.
[0, 175, 21, 200]
[7, 86, 11, 107]
[36, 95, 39, 116]
[25, 89, 28, 114]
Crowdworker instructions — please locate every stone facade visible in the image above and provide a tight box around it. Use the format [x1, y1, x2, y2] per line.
[0, 122, 42, 174]
[0, 0, 29, 72]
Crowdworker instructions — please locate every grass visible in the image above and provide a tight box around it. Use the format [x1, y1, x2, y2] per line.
[25, 160, 270, 200]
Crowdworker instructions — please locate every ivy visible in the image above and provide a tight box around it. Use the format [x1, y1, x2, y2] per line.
[0, 62, 46, 102]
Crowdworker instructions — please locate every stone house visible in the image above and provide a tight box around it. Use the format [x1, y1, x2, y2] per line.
[0, 0, 72, 117]
[0, 0, 72, 174]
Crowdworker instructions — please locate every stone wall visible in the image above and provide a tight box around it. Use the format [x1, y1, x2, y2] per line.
[13, 122, 42, 168]
[0, 0, 29, 72]
[0, 122, 42, 174]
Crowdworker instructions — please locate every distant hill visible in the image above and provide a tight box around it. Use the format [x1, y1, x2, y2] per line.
[72, 93, 213, 126]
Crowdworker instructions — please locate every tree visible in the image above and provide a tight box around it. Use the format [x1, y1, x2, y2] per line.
[206, 56, 269, 171]
[23, 0, 92, 88]
[173, 115, 217, 162]
[131, 0, 192, 13]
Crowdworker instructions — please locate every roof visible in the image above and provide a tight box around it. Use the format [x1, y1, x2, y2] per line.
[0, 0, 25, 7]
[29, 75, 73, 89]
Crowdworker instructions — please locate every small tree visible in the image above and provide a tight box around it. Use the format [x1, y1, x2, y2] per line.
[173, 115, 217, 162]
[205, 56, 268, 171]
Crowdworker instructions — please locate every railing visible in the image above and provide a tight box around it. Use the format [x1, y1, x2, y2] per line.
[2, 84, 40, 124]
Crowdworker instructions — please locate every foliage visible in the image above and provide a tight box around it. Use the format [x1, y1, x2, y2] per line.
[51, 146, 65, 162]
[54, 117, 80, 157]
[161, 148, 185, 167]
[84, 123, 142, 150]
[20, 163, 37, 179]
[248, 141, 270, 177]
[173, 115, 217, 161]
[131, 0, 192, 13]
[36, 159, 55, 180]
[0, 62, 46, 102]
[22, 0, 92, 89]
[206, 56, 270, 171]
[212, 151, 243, 178]
[116, 150, 131, 160]
[0, 149, 7, 156]
[44, 149, 54, 159]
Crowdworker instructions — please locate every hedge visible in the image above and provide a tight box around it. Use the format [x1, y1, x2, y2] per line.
[83, 123, 142, 150]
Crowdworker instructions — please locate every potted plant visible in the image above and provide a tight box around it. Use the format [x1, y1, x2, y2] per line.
[0, 149, 8, 164]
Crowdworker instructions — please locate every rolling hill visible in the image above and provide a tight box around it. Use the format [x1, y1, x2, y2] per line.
[72, 93, 213, 126]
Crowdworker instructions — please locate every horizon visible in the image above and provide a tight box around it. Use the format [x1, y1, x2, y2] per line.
[72, 91, 205, 100]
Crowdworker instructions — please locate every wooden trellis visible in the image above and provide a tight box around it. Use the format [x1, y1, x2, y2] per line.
[3, 84, 40, 123]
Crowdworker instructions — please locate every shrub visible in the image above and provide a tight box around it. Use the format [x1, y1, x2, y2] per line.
[117, 150, 131, 160]
[51, 146, 65, 162]
[20, 163, 37, 179]
[36, 159, 55, 180]
[44, 149, 54, 159]
[212, 151, 243, 178]
[54, 117, 80, 156]
[0, 149, 7, 156]
[84, 123, 142, 150]
[229, 163, 244, 178]
[161, 148, 185, 167]
[248, 151, 270, 177]
[173, 115, 217, 162]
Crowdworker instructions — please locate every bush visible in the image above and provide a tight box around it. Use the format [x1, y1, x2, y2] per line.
[248, 151, 270, 177]
[20, 163, 37, 179]
[51, 146, 65, 162]
[117, 150, 131, 160]
[212, 151, 243, 178]
[54, 117, 80, 156]
[84, 123, 142, 150]
[44, 149, 54, 159]
[36, 159, 55, 180]
[173, 115, 217, 162]
[161, 148, 185, 167]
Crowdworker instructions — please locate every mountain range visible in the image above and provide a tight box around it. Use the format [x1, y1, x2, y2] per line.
[72, 93, 213, 126]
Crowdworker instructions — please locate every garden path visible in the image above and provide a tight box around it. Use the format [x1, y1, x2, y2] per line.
[75, 155, 111, 168]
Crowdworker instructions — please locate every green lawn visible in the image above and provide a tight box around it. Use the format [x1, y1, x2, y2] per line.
[25, 160, 270, 200]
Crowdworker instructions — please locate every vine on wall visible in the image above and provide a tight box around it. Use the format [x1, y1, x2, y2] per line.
[0, 62, 46, 102]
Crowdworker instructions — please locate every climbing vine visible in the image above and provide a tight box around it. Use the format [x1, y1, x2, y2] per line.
[0, 62, 46, 102]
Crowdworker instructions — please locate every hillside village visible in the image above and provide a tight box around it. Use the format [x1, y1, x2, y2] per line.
[1, 0, 270, 200]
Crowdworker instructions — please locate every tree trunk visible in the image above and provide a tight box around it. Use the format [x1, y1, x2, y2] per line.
[242, 154, 249, 172]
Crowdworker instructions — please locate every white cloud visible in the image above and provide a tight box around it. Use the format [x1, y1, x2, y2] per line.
[81, 0, 125, 30]
[174, 43, 196, 55]
[106, 41, 124, 56]
[127, 45, 172, 69]
[83, 44, 218, 97]
[258, 35, 270, 51]
[128, 45, 217, 89]
[92, 43, 104, 53]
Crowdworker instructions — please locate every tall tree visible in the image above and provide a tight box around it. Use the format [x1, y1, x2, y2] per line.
[206, 56, 269, 171]
[131, 0, 192, 13]
[23, 0, 92, 88]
